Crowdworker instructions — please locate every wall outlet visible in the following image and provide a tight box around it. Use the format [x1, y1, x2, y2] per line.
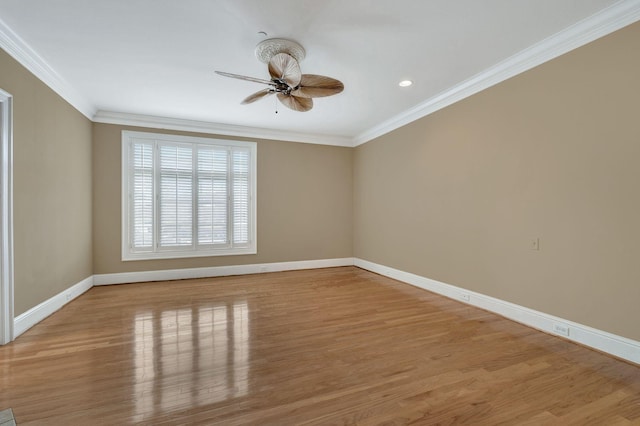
[460, 293, 470, 302]
[553, 323, 570, 337]
[530, 238, 540, 251]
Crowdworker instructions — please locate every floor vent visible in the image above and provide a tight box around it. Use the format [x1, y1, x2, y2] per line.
[0, 408, 15, 426]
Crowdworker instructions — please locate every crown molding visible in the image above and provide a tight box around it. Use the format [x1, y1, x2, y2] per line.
[353, 0, 640, 146]
[93, 111, 353, 147]
[0, 17, 96, 120]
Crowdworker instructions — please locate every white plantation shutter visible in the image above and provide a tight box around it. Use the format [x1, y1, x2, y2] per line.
[131, 141, 154, 249]
[232, 149, 250, 245]
[123, 131, 256, 260]
[159, 144, 193, 247]
[197, 146, 229, 245]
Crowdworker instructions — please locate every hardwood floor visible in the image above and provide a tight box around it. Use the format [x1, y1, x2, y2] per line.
[1, 266, 639, 425]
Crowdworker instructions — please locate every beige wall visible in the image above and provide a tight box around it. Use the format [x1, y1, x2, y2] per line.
[354, 22, 640, 341]
[0, 49, 93, 316]
[92, 123, 353, 274]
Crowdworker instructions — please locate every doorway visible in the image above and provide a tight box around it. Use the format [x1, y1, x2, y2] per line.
[0, 89, 14, 345]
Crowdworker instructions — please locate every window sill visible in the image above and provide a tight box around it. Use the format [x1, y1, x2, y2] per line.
[122, 247, 257, 261]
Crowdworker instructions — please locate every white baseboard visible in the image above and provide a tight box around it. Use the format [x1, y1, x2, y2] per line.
[354, 258, 640, 365]
[14, 275, 94, 338]
[93, 257, 355, 286]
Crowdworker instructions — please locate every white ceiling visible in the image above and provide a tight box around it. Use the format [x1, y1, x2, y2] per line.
[0, 0, 637, 145]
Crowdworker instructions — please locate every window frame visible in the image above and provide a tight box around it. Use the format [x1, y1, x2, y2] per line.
[121, 130, 257, 261]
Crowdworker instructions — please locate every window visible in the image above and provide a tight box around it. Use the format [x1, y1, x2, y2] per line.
[122, 131, 256, 260]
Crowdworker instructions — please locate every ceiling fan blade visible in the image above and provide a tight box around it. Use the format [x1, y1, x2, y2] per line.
[268, 53, 302, 88]
[277, 93, 313, 112]
[241, 89, 274, 104]
[215, 71, 275, 86]
[292, 74, 345, 98]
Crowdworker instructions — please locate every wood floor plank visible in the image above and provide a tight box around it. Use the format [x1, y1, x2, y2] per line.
[1, 266, 639, 424]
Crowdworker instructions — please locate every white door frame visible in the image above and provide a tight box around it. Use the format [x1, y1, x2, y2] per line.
[0, 89, 14, 345]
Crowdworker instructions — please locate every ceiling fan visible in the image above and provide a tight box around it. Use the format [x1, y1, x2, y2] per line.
[215, 38, 344, 112]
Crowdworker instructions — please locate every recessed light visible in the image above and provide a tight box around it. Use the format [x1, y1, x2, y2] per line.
[399, 80, 413, 87]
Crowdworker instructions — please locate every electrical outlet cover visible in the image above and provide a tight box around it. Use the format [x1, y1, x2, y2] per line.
[530, 238, 540, 250]
[553, 323, 570, 336]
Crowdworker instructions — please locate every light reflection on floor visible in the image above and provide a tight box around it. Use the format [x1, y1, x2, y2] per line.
[133, 301, 249, 417]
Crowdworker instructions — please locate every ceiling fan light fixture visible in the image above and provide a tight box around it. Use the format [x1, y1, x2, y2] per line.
[399, 80, 413, 87]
